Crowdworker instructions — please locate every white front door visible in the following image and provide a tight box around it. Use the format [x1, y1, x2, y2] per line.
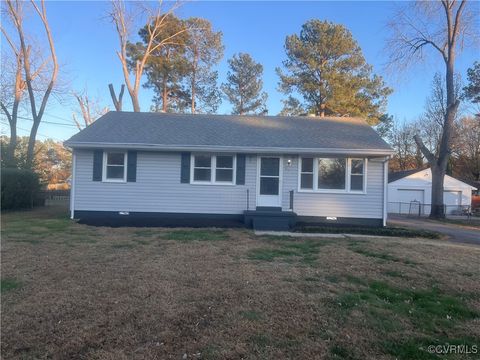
[257, 156, 282, 207]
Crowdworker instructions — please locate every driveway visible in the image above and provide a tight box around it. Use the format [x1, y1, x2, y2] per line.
[388, 214, 480, 245]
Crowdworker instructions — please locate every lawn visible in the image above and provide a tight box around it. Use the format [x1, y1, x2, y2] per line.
[1, 207, 479, 359]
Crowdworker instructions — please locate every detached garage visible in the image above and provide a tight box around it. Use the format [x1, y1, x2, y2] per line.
[387, 168, 476, 215]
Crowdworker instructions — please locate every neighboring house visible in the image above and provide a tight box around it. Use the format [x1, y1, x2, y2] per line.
[387, 168, 477, 215]
[64, 112, 394, 230]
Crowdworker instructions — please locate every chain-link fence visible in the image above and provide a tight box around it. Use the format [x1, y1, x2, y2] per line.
[388, 201, 472, 217]
[39, 190, 70, 206]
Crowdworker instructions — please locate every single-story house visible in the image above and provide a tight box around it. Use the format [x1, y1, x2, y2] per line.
[387, 168, 477, 215]
[64, 111, 394, 230]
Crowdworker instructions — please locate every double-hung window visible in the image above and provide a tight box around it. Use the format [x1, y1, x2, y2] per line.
[103, 151, 127, 182]
[299, 157, 366, 193]
[300, 157, 314, 190]
[349, 159, 365, 192]
[192, 154, 235, 184]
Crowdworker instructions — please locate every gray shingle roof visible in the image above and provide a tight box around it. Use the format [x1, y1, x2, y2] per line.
[65, 111, 393, 155]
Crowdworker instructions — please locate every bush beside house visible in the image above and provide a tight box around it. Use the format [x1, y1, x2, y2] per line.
[1, 168, 42, 210]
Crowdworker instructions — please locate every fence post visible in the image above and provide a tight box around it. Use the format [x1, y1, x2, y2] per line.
[246, 189, 249, 211]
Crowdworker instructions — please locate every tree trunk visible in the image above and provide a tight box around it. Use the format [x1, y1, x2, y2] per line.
[108, 83, 124, 111]
[7, 123, 17, 167]
[26, 116, 40, 169]
[319, 103, 325, 117]
[191, 50, 198, 114]
[130, 90, 140, 112]
[428, 56, 458, 219]
[191, 75, 196, 114]
[430, 163, 446, 217]
[162, 81, 168, 112]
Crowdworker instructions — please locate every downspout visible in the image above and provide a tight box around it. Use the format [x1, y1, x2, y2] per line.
[382, 156, 390, 227]
[70, 150, 76, 219]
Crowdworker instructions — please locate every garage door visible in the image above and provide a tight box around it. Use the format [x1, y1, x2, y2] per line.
[444, 190, 462, 214]
[398, 189, 424, 203]
[397, 189, 424, 214]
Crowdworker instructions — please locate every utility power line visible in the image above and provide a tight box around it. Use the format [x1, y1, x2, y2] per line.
[1, 120, 64, 142]
[16, 115, 78, 128]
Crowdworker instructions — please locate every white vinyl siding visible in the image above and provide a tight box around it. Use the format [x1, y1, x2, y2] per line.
[73, 150, 385, 219]
[74, 150, 255, 214]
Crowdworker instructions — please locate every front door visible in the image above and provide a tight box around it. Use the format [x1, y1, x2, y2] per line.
[257, 157, 282, 207]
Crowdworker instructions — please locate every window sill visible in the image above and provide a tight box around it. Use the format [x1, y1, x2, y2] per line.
[297, 189, 366, 195]
[190, 181, 236, 186]
[102, 179, 127, 183]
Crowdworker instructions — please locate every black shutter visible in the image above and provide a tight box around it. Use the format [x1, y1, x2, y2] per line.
[92, 149, 103, 181]
[180, 152, 191, 183]
[236, 154, 246, 185]
[127, 151, 137, 182]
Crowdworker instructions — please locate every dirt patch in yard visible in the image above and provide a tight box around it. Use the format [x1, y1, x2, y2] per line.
[1, 207, 480, 359]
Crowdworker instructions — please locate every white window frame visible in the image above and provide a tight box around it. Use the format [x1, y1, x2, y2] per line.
[102, 151, 127, 183]
[349, 158, 367, 193]
[299, 157, 314, 190]
[190, 154, 236, 185]
[297, 157, 367, 194]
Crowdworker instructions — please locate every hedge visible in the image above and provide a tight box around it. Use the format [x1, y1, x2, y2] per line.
[1, 168, 41, 210]
[295, 225, 440, 239]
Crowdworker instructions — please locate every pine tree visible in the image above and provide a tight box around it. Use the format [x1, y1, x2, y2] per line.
[277, 20, 391, 124]
[185, 18, 224, 114]
[221, 53, 268, 115]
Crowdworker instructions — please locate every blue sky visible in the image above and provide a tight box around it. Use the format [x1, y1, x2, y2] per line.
[2, 1, 478, 141]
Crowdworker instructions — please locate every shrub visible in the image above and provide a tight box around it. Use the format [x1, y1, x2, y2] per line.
[1, 168, 41, 210]
[296, 225, 440, 239]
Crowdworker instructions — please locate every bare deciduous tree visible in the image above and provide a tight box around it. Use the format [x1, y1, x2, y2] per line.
[2, 0, 59, 168]
[0, 20, 25, 166]
[386, 0, 479, 218]
[108, 83, 125, 111]
[453, 116, 480, 182]
[72, 91, 108, 130]
[108, 0, 186, 112]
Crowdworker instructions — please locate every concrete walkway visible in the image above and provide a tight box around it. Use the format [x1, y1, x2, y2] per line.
[388, 214, 480, 246]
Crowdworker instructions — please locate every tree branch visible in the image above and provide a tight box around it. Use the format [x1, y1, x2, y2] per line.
[0, 101, 12, 123]
[414, 134, 436, 164]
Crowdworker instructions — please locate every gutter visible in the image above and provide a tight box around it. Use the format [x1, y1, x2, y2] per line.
[63, 141, 395, 156]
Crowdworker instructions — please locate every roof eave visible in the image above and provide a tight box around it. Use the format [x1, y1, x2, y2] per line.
[64, 141, 395, 156]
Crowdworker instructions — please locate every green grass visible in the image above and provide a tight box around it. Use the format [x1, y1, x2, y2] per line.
[5, 217, 71, 235]
[1, 278, 22, 292]
[349, 245, 417, 265]
[383, 270, 407, 278]
[133, 229, 159, 237]
[329, 344, 361, 359]
[336, 280, 479, 359]
[382, 337, 480, 360]
[337, 281, 478, 333]
[240, 310, 263, 321]
[297, 225, 440, 239]
[164, 230, 229, 242]
[247, 239, 329, 265]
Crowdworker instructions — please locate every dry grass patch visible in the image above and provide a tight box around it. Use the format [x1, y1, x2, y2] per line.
[1, 207, 479, 359]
